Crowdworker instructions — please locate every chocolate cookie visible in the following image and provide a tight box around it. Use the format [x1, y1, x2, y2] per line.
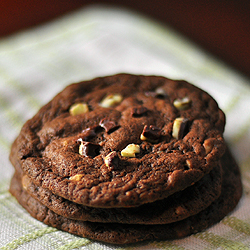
[9, 147, 242, 244]
[20, 162, 222, 225]
[10, 74, 226, 208]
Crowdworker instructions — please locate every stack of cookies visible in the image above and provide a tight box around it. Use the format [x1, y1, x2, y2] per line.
[9, 74, 242, 244]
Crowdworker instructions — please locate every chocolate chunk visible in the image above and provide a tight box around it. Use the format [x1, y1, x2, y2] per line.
[104, 151, 120, 170]
[172, 118, 190, 140]
[79, 141, 101, 158]
[99, 119, 119, 133]
[131, 106, 148, 117]
[140, 125, 161, 142]
[145, 87, 167, 99]
[178, 118, 190, 139]
[80, 127, 97, 141]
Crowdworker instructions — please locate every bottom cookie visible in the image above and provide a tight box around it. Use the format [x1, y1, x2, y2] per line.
[9, 148, 242, 245]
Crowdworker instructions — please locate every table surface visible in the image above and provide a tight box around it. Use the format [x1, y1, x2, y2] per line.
[1, 0, 250, 77]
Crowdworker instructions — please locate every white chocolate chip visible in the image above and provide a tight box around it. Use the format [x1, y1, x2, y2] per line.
[69, 174, 84, 181]
[69, 103, 89, 116]
[186, 159, 192, 168]
[203, 139, 214, 155]
[155, 87, 166, 96]
[140, 134, 147, 141]
[21, 175, 31, 190]
[172, 117, 185, 139]
[99, 94, 123, 108]
[121, 144, 140, 157]
[78, 140, 85, 155]
[173, 97, 191, 110]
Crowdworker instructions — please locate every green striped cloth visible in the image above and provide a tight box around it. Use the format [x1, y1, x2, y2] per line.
[0, 5, 250, 249]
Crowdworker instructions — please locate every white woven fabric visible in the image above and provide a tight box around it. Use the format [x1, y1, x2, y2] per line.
[0, 5, 250, 249]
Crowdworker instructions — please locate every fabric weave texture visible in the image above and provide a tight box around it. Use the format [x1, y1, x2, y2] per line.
[0, 5, 250, 250]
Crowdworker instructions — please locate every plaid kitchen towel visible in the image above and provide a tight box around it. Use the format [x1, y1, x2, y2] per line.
[0, 4, 250, 250]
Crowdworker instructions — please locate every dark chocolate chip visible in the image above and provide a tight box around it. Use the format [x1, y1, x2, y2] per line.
[80, 127, 97, 141]
[99, 119, 119, 133]
[145, 88, 167, 99]
[141, 125, 161, 142]
[178, 118, 190, 139]
[145, 91, 158, 98]
[131, 106, 148, 117]
[104, 151, 120, 170]
[80, 141, 101, 158]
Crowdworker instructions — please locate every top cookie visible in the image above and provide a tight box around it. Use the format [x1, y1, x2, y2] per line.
[10, 74, 226, 208]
